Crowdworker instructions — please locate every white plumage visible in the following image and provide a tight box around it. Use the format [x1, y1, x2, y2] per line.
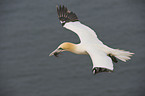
[64, 21, 113, 70]
[64, 21, 103, 44]
[49, 5, 134, 74]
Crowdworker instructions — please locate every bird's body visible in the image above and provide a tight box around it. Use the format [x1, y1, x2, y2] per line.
[49, 5, 134, 74]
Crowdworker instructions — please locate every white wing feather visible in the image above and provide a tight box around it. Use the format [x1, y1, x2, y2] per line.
[64, 21, 103, 44]
[85, 45, 113, 70]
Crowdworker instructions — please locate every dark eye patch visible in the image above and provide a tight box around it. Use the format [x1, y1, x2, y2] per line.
[59, 48, 63, 50]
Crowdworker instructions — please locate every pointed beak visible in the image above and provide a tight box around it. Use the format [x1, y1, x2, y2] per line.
[49, 48, 64, 57]
[49, 49, 59, 57]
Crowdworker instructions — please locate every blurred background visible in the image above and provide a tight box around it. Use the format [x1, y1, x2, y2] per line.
[0, 0, 145, 96]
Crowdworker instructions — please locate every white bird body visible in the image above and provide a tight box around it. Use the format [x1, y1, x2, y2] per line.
[63, 21, 119, 70]
[49, 5, 134, 74]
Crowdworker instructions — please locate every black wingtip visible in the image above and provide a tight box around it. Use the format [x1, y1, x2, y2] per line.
[92, 67, 113, 74]
[56, 5, 79, 26]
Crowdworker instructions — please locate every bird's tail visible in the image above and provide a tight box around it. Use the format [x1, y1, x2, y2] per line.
[110, 49, 134, 62]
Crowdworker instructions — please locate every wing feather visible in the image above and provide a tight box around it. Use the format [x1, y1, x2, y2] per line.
[85, 45, 114, 71]
[56, 5, 79, 26]
[57, 5, 103, 44]
[64, 22, 103, 44]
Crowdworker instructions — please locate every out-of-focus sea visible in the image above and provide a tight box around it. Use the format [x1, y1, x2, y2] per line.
[0, 0, 145, 96]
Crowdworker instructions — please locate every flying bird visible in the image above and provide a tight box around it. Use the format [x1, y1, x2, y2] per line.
[49, 5, 134, 74]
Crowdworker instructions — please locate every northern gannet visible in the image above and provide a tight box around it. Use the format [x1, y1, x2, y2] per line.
[49, 5, 134, 74]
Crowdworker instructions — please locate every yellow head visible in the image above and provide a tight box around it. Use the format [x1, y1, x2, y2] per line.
[58, 42, 76, 52]
[49, 42, 76, 57]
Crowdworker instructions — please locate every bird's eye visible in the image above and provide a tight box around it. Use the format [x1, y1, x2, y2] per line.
[59, 48, 63, 50]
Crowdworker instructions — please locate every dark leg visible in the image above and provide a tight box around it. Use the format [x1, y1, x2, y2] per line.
[108, 54, 118, 63]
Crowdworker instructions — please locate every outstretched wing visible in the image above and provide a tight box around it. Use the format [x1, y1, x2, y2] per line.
[56, 5, 103, 44]
[85, 45, 114, 72]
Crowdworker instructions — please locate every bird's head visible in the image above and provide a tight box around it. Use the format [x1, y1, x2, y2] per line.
[49, 42, 76, 57]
